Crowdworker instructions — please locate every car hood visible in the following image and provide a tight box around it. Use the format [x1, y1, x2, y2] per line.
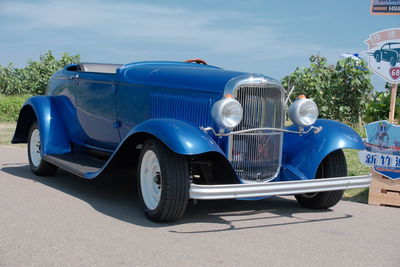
[117, 61, 247, 94]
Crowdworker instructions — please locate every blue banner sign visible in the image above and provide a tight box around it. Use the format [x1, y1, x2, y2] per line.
[359, 120, 400, 179]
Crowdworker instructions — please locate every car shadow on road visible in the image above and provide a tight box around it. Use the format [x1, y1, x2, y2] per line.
[1, 164, 352, 232]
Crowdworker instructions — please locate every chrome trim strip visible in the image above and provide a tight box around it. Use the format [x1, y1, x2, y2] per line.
[228, 134, 233, 160]
[189, 175, 372, 200]
[201, 126, 322, 136]
[223, 74, 282, 97]
[77, 79, 115, 85]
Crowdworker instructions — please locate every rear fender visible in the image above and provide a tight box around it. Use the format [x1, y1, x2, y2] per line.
[12, 96, 70, 155]
[281, 119, 365, 181]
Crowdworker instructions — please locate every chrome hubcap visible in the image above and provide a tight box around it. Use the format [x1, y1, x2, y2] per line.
[140, 150, 162, 210]
[29, 129, 41, 167]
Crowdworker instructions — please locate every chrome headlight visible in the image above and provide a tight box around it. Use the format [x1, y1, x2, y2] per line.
[288, 98, 318, 127]
[211, 98, 243, 129]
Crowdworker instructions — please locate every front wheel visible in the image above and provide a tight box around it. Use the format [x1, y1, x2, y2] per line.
[137, 138, 189, 222]
[27, 122, 58, 176]
[390, 56, 396, 67]
[295, 150, 346, 209]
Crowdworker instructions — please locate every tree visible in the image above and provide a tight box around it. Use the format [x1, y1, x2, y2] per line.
[282, 54, 373, 126]
[0, 50, 80, 95]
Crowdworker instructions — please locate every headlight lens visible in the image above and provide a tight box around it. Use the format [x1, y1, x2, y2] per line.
[211, 98, 243, 129]
[288, 98, 318, 127]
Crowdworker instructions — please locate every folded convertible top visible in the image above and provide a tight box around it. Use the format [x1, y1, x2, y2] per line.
[79, 62, 123, 74]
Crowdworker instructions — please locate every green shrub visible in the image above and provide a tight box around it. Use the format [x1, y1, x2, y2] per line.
[0, 50, 80, 96]
[0, 94, 31, 122]
[282, 55, 373, 126]
[363, 87, 400, 124]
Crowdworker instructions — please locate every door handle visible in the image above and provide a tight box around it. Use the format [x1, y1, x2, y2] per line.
[71, 74, 79, 80]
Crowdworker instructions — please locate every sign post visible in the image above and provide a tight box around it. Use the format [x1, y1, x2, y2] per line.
[389, 83, 398, 122]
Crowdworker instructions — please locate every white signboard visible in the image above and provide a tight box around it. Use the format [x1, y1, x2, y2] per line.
[359, 150, 400, 169]
[371, 0, 400, 15]
[364, 28, 400, 84]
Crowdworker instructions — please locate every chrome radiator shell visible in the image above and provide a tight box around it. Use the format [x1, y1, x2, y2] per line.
[229, 82, 285, 183]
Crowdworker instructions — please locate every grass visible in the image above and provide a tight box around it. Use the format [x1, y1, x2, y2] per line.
[0, 123, 16, 145]
[0, 123, 25, 148]
[0, 94, 30, 122]
[343, 149, 370, 203]
[342, 187, 369, 203]
[344, 149, 370, 177]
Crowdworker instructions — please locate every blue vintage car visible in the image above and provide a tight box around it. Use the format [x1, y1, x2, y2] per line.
[374, 42, 400, 66]
[12, 59, 371, 222]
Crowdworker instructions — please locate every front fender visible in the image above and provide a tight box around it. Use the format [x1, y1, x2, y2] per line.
[83, 119, 227, 179]
[128, 119, 225, 155]
[12, 96, 70, 155]
[281, 119, 365, 181]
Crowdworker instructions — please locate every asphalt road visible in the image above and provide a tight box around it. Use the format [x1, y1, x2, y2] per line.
[0, 145, 399, 266]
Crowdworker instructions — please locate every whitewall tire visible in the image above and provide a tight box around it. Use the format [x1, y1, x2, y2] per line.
[27, 122, 58, 176]
[137, 138, 189, 222]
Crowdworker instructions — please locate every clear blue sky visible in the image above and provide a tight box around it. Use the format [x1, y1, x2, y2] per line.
[0, 0, 398, 90]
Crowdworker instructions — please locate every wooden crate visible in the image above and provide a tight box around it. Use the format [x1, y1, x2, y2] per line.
[368, 172, 400, 207]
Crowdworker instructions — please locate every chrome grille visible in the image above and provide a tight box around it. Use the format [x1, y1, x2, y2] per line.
[230, 85, 284, 183]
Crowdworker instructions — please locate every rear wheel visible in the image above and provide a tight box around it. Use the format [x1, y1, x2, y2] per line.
[27, 122, 58, 176]
[375, 53, 381, 63]
[137, 138, 189, 222]
[295, 150, 346, 209]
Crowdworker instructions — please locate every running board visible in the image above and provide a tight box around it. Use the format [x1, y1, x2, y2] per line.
[43, 154, 105, 178]
[189, 175, 372, 200]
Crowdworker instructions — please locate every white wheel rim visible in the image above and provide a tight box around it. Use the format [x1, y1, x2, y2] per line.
[29, 129, 42, 167]
[140, 150, 162, 210]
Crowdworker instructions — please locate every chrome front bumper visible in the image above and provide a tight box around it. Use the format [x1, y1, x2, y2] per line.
[189, 175, 371, 200]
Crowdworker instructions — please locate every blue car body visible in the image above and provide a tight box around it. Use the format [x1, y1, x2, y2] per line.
[13, 61, 365, 182]
[12, 59, 373, 221]
[12, 59, 372, 221]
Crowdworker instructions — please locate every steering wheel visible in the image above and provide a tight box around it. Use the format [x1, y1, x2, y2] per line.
[184, 58, 208, 65]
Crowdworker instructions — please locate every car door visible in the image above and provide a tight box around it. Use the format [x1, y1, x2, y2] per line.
[382, 44, 389, 60]
[75, 72, 120, 150]
[53, 66, 86, 146]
